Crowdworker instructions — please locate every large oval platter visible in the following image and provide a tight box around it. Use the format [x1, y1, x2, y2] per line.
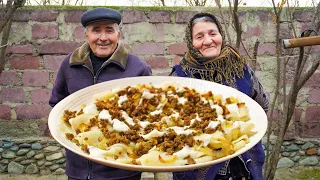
[48, 76, 268, 172]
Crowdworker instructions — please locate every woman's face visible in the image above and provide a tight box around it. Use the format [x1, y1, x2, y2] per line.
[192, 21, 223, 58]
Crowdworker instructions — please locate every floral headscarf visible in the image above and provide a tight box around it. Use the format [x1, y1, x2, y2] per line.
[181, 12, 247, 87]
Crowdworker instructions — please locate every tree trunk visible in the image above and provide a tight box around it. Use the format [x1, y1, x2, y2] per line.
[265, 2, 320, 179]
[160, 0, 165, 6]
[0, 0, 25, 33]
[264, 1, 283, 179]
[214, 0, 232, 45]
[0, 19, 12, 74]
[232, 0, 241, 49]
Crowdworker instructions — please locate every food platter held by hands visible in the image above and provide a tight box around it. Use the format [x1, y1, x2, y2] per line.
[48, 76, 268, 172]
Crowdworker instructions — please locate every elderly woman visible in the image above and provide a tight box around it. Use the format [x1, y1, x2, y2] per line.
[170, 12, 269, 180]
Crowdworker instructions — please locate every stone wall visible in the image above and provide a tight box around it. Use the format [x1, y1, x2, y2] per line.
[0, 136, 320, 176]
[0, 138, 65, 175]
[0, 6, 319, 175]
[263, 136, 320, 168]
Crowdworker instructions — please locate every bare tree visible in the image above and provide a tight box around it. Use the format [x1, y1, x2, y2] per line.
[0, 0, 25, 33]
[185, 0, 207, 6]
[264, 1, 320, 180]
[263, 1, 284, 178]
[173, 0, 181, 6]
[215, 0, 258, 60]
[214, 0, 232, 45]
[230, 0, 241, 49]
[42, 0, 50, 5]
[30, 0, 41, 5]
[160, 0, 165, 6]
[149, 0, 166, 6]
[0, 0, 25, 74]
[213, 1, 319, 179]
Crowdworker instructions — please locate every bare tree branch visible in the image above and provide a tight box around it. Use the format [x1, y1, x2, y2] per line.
[0, 19, 12, 74]
[264, 0, 283, 179]
[160, 0, 165, 6]
[0, 0, 25, 74]
[297, 4, 320, 83]
[185, 0, 207, 6]
[286, 0, 297, 38]
[232, 0, 241, 49]
[252, 39, 260, 71]
[240, 40, 253, 59]
[214, 0, 232, 45]
[297, 3, 320, 89]
[265, 2, 320, 180]
[227, 0, 236, 30]
[0, 0, 25, 33]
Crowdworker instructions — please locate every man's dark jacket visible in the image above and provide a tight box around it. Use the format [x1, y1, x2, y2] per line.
[49, 42, 152, 180]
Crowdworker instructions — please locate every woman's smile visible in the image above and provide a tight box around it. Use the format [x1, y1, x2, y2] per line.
[192, 21, 222, 58]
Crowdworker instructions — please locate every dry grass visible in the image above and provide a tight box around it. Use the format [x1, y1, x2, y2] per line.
[275, 166, 320, 180]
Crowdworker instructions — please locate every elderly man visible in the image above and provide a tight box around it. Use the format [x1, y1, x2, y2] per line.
[49, 8, 152, 180]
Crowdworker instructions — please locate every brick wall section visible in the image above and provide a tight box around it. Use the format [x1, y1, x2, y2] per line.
[293, 10, 313, 22]
[168, 43, 187, 55]
[0, 7, 318, 140]
[133, 43, 165, 55]
[122, 10, 148, 24]
[0, 105, 11, 120]
[258, 43, 277, 55]
[305, 73, 320, 88]
[16, 105, 52, 120]
[32, 24, 59, 39]
[0, 88, 26, 103]
[22, 71, 49, 87]
[9, 56, 40, 70]
[30, 11, 59, 22]
[149, 11, 170, 23]
[64, 10, 86, 22]
[74, 26, 86, 41]
[145, 56, 169, 69]
[308, 89, 320, 104]
[43, 55, 66, 71]
[31, 89, 52, 104]
[6, 44, 33, 54]
[39, 41, 82, 54]
[12, 11, 30, 22]
[175, 11, 197, 23]
[0, 71, 19, 86]
[243, 26, 261, 38]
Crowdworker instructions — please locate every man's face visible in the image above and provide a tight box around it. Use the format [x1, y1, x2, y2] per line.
[85, 22, 120, 58]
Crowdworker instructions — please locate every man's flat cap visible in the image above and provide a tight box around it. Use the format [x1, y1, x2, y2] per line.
[81, 8, 121, 27]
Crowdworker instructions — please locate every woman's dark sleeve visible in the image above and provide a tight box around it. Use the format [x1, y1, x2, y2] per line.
[169, 71, 178, 76]
[248, 66, 270, 112]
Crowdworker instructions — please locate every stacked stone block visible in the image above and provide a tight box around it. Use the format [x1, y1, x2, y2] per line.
[0, 138, 65, 175]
